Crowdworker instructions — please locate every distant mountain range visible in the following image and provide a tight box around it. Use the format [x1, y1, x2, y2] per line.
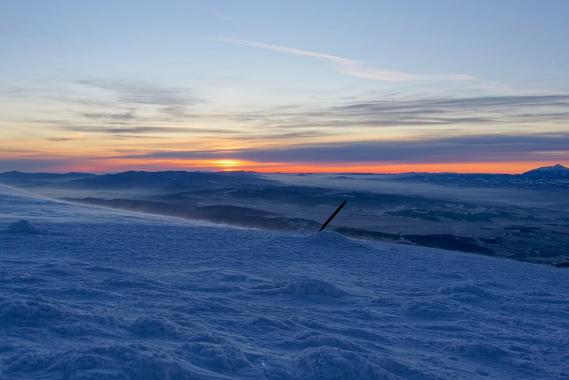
[0, 164, 567, 191]
[398, 164, 569, 191]
[0, 170, 274, 190]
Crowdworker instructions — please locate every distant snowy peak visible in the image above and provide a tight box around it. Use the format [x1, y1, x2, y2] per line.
[522, 164, 569, 178]
[525, 164, 568, 173]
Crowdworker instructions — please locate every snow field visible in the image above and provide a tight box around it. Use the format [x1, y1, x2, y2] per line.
[1, 185, 568, 379]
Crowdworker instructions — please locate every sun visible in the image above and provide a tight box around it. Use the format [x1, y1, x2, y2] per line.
[213, 159, 242, 171]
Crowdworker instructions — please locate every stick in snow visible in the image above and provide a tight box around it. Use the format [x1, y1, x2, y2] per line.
[319, 200, 347, 232]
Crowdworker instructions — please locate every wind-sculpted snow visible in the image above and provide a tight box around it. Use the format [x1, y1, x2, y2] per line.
[0, 185, 568, 379]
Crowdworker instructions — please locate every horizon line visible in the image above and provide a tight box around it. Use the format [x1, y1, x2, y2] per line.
[1, 163, 566, 177]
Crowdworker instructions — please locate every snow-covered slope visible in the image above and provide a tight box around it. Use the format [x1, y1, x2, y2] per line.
[0, 185, 568, 379]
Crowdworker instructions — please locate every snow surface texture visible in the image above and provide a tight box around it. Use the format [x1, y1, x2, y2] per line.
[0, 184, 568, 379]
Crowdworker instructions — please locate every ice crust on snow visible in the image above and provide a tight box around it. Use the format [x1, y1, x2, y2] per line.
[0, 185, 568, 379]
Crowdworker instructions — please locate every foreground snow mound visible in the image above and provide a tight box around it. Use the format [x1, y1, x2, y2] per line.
[0, 299, 68, 326]
[305, 230, 371, 251]
[129, 316, 182, 338]
[294, 347, 402, 380]
[7, 220, 41, 234]
[254, 279, 347, 298]
[5, 344, 201, 380]
[1, 185, 569, 379]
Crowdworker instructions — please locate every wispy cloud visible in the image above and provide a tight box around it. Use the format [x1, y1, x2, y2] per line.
[238, 133, 569, 164]
[200, 93, 569, 132]
[117, 133, 569, 164]
[4, 132, 568, 172]
[78, 79, 200, 107]
[82, 112, 136, 121]
[59, 125, 235, 136]
[210, 37, 476, 82]
[320, 94, 569, 127]
[0, 157, 75, 172]
[77, 79, 202, 119]
[22, 81, 569, 143]
[47, 137, 76, 142]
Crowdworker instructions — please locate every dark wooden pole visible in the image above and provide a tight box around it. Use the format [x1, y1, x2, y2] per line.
[319, 200, 347, 232]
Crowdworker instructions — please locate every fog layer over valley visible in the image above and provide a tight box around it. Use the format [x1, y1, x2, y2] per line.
[1, 168, 568, 266]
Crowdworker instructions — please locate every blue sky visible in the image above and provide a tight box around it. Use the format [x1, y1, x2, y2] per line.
[1, 0, 568, 172]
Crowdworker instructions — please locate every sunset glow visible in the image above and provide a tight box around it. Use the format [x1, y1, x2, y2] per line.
[3, 151, 561, 175]
[1, 1, 568, 174]
[213, 159, 244, 170]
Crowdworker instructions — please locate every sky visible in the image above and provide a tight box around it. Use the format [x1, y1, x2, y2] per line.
[1, 0, 568, 173]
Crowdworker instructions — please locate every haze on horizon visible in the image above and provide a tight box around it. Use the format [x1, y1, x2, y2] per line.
[1, 0, 568, 174]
